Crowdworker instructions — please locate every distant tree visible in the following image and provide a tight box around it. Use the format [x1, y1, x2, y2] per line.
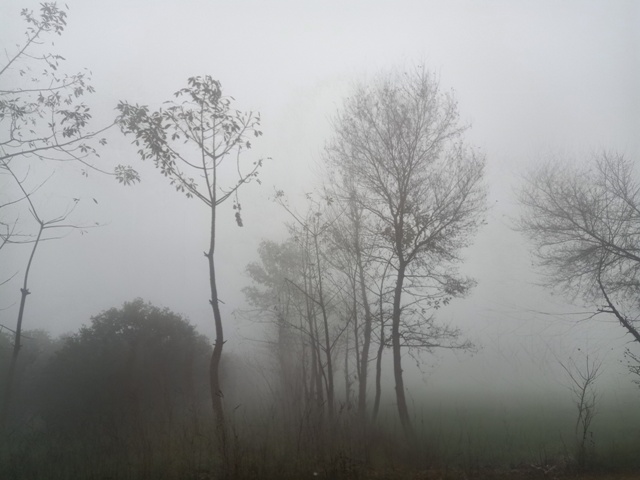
[559, 353, 603, 469]
[244, 239, 312, 418]
[517, 152, 640, 369]
[326, 67, 486, 440]
[0, 2, 138, 433]
[117, 76, 265, 437]
[40, 299, 211, 434]
[273, 193, 351, 419]
[324, 177, 379, 422]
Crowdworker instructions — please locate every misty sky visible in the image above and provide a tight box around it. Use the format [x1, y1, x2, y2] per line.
[1, 0, 639, 402]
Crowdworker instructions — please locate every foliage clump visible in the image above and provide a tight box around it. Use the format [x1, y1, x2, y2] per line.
[38, 299, 211, 434]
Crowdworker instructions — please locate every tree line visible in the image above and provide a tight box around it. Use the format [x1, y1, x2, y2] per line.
[2, 3, 640, 477]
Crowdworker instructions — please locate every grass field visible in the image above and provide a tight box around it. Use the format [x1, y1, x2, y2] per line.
[2, 389, 639, 479]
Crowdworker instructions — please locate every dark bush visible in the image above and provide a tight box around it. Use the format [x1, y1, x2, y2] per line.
[39, 299, 211, 434]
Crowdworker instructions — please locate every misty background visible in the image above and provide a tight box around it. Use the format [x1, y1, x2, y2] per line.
[1, 0, 639, 425]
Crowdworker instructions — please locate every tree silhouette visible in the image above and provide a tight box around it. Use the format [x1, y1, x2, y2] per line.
[117, 76, 265, 442]
[326, 67, 486, 440]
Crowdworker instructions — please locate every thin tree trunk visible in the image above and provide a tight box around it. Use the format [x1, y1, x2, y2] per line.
[342, 192, 373, 420]
[312, 310, 326, 410]
[355, 232, 373, 420]
[372, 325, 385, 423]
[0, 288, 29, 433]
[206, 201, 226, 446]
[302, 342, 310, 408]
[309, 333, 319, 407]
[353, 278, 361, 381]
[392, 261, 413, 441]
[313, 229, 334, 417]
[0, 222, 43, 433]
[372, 261, 390, 424]
[344, 325, 351, 408]
[302, 253, 316, 409]
[303, 250, 324, 413]
[372, 296, 385, 423]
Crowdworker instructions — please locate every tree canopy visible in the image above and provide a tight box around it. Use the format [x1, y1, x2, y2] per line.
[326, 66, 487, 439]
[518, 152, 640, 344]
[40, 299, 211, 433]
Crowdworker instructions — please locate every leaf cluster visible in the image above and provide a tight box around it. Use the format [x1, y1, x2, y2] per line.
[117, 75, 264, 209]
[0, 3, 138, 184]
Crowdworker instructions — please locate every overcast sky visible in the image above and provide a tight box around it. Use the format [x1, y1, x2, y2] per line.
[1, 0, 639, 402]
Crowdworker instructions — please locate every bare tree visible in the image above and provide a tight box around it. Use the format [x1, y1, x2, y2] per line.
[244, 239, 312, 417]
[326, 66, 486, 440]
[324, 179, 380, 422]
[559, 353, 603, 469]
[273, 193, 348, 419]
[517, 152, 640, 361]
[117, 76, 264, 442]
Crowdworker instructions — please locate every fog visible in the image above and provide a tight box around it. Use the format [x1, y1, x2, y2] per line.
[1, 1, 639, 477]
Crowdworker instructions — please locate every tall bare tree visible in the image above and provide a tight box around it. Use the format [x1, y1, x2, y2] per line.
[117, 76, 264, 439]
[327, 67, 486, 440]
[517, 152, 640, 347]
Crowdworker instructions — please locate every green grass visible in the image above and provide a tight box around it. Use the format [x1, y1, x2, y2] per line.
[2, 392, 639, 479]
